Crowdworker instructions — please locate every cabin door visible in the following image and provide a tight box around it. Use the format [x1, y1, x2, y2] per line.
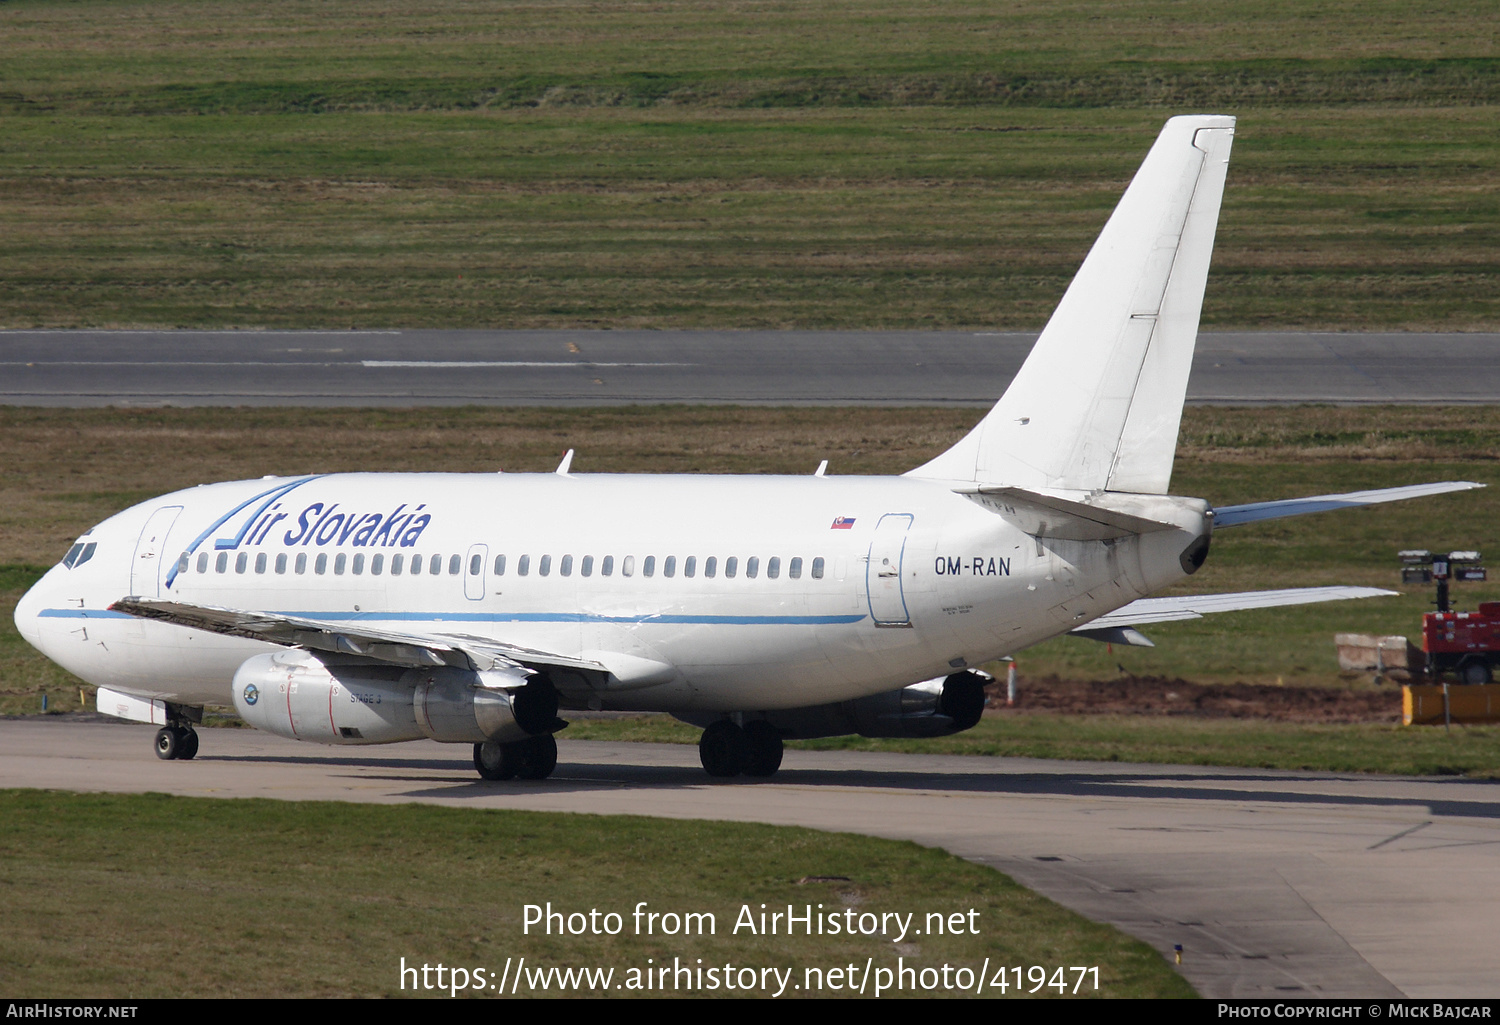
[131, 505, 183, 597]
[866, 513, 914, 627]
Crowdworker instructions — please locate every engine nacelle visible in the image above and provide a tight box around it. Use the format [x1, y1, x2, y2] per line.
[701, 669, 991, 741]
[231, 649, 554, 745]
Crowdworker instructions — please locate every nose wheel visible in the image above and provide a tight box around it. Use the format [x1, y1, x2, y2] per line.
[154, 725, 199, 760]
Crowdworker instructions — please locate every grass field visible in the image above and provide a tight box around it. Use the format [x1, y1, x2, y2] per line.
[0, 790, 1192, 998]
[1, 0, 1496, 329]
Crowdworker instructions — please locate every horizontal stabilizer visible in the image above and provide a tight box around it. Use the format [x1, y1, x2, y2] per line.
[1215, 481, 1485, 528]
[965, 485, 1178, 541]
[1081, 586, 1396, 631]
[1071, 625, 1157, 648]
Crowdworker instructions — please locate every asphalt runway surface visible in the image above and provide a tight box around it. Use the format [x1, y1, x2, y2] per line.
[2, 330, 1497, 406]
[5, 717, 1498, 999]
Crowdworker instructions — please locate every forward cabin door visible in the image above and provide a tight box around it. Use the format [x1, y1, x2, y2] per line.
[131, 506, 183, 597]
[866, 513, 914, 627]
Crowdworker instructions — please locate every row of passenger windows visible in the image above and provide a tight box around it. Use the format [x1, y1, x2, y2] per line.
[179, 550, 827, 581]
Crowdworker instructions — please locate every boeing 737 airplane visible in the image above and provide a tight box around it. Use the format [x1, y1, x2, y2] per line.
[14, 115, 1481, 781]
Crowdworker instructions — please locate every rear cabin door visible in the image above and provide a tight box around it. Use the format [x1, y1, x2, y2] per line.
[866, 513, 914, 627]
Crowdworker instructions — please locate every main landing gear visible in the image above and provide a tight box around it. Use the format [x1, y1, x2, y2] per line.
[473, 734, 558, 781]
[699, 720, 783, 779]
[154, 724, 199, 761]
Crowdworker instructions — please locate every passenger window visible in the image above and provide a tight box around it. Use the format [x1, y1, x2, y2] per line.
[353, 554, 365, 575]
[197, 552, 209, 574]
[725, 556, 738, 579]
[540, 555, 552, 577]
[177, 553, 189, 574]
[371, 554, 383, 575]
[812, 557, 825, 579]
[276, 553, 288, 574]
[315, 553, 328, 575]
[448, 554, 461, 575]
[494, 554, 506, 576]
[746, 556, 759, 579]
[518, 555, 530, 576]
[663, 556, 676, 578]
[705, 556, 717, 578]
[62, 543, 83, 569]
[684, 556, 696, 578]
[391, 553, 403, 575]
[255, 552, 267, 574]
[295, 553, 308, 575]
[235, 552, 248, 574]
[622, 555, 634, 577]
[561, 555, 573, 577]
[602, 555, 614, 576]
[429, 554, 442, 575]
[643, 556, 656, 578]
[216, 552, 228, 573]
[582, 555, 594, 577]
[767, 556, 781, 579]
[470, 554, 482, 575]
[789, 557, 803, 579]
[334, 553, 347, 575]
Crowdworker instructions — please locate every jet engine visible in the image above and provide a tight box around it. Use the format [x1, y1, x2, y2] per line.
[713, 669, 991, 740]
[231, 648, 557, 745]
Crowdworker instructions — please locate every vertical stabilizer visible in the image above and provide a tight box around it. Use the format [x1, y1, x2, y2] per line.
[908, 115, 1235, 493]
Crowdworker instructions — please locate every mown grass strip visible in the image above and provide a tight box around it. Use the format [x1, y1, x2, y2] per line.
[0, 790, 1192, 998]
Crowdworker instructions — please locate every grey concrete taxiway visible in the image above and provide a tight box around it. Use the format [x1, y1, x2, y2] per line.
[5, 717, 1498, 999]
[2, 330, 1496, 406]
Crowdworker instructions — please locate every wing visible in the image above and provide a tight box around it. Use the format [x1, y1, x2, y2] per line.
[1070, 585, 1396, 647]
[1214, 481, 1483, 528]
[110, 596, 608, 681]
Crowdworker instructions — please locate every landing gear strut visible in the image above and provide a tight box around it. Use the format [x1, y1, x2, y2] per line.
[698, 720, 783, 779]
[154, 724, 198, 761]
[473, 734, 558, 781]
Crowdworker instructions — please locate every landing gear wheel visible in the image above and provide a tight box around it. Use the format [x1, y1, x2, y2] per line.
[474, 740, 517, 781]
[177, 727, 199, 761]
[1461, 660, 1493, 686]
[699, 720, 747, 778]
[154, 726, 181, 761]
[742, 721, 784, 778]
[515, 734, 558, 781]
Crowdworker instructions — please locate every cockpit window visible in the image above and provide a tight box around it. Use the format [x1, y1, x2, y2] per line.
[61, 543, 84, 568]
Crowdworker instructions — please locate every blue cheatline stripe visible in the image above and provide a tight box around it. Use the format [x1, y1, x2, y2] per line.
[39, 609, 135, 619]
[41, 608, 866, 626]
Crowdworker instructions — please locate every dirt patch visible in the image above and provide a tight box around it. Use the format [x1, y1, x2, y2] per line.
[986, 675, 1403, 723]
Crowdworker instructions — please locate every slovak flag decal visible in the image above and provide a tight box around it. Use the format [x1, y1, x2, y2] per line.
[831, 516, 856, 529]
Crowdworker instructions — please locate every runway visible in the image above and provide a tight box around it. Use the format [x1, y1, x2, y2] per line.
[5, 717, 1497, 999]
[2, 330, 1497, 406]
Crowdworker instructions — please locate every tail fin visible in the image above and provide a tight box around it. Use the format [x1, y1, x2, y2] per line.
[909, 115, 1235, 494]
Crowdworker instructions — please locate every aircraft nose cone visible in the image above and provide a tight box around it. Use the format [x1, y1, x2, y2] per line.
[13, 567, 55, 651]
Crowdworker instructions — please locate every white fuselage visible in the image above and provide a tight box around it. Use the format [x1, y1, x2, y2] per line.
[15, 471, 1205, 715]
